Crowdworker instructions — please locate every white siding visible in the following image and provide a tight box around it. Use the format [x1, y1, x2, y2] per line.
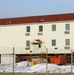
[0, 21, 74, 54]
[1, 54, 15, 64]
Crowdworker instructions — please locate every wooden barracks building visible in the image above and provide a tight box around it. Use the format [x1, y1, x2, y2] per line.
[0, 13, 74, 64]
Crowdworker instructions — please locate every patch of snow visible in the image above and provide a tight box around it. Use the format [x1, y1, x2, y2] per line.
[0, 61, 74, 73]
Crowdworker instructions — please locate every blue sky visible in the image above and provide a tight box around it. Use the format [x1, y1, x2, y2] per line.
[0, 0, 74, 18]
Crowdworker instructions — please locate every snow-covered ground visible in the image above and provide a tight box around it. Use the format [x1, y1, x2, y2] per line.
[0, 61, 74, 73]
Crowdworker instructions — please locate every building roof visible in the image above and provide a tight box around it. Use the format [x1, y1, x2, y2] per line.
[0, 13, 74, 25]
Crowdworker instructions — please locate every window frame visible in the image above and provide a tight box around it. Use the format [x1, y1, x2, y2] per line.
[52, 39, 56, 46]
[26, 40, 30, 47]
[52, 25, 56, 31]
[65, 24, 70, 30]
[39, 25, 43, 32]
[65, 39, 70, 46]
[26, 26, 30, 32]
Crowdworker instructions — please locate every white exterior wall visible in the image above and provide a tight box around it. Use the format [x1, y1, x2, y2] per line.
[1, 54, 15, 64]
[0, 20, 74, 54]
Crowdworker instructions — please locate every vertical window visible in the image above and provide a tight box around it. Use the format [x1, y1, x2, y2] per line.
[65, 24, 70, 30]
[65, 39, 70, 46]
[52, 39, 56, 46]
[26, 26, 30, 32]
[26, 40, 30, 46]
[39, 25, 43, 32]
[52, 25, 56, 31]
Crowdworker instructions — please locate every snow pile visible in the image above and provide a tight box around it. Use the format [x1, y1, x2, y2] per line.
[30, 63, 73, 73]
[0, 61, 74, 73]
[5, 61, 31, 72]
[15, 61, 31, 66]
[30, 63, 59, 73]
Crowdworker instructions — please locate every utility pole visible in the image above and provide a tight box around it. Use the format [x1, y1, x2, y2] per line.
[46, 48, 48, 75]
[13, 47, 15, 74]
[71, 49, 73, 75]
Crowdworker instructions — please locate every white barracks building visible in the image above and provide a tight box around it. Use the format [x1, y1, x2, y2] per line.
[0, 13, 74, 64]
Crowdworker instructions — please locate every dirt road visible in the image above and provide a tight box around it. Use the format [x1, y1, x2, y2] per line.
[0, 73, 73, 75]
